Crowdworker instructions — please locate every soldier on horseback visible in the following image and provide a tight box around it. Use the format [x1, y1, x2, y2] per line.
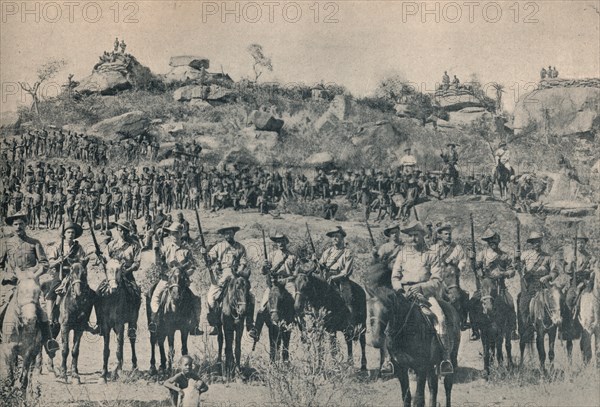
[252, 232, 299, 341]
[429, 223, 469, 330]
[149, 222, 203, 335]
[390, 221, 454, 374]
[516, 231, 558, 342]
[0, 210, 59, 357]
[494, 142, 514, 175]
[471, 229, 518, 339]
[201, 226, 255, 336]
[313, 226, 356, 325]
[46, 222, 97, 333]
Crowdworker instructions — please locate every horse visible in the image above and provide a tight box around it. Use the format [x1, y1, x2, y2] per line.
[57, 263, 96, 384]
[95, 259, 141, 382]
[441, 163, 460, 196]
[441, 265, 469, 332]
[0, 278, 43, 391]
[471, 278, 515, 375]
[264, 279, 295, 362]
[366, 286, 460, 407]
[519, 285, 563, 372]
[146, 268, 195, 374]
[294, 272, 367, 371]
[216, 276, 251, 379]
[578, 271, 600, 367]
[493, 160, 513, 199]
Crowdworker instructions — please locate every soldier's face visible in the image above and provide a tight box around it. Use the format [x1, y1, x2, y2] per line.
[333, 235, 344, 247]
[276, 241, 287, 250]
[440, 230, 452, 244]
[12, 219, 26, 236]
[64, 229, 76, 242]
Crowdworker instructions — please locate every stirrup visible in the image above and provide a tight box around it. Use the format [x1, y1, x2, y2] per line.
[45, 339, 60, 357]
[439, 359, 454, 376]
[248, 328, 259, 341]
[208, 326, 219, 336]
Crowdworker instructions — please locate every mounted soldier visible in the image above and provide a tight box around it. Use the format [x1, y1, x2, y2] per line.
[252, 232, 299, 341]
[515, 231, 558, 342]
[46, 222, 93, 330]
[399, 147, 417, 176]
[494, 142, 514, 175]
[390, 221, 453, 374]
[201, 226, 255, 336]
[470, 229, 518, 339]
[430, 223, 469, 329]
[441, 143, 459, 183]
[149, 222, 203, 335]
[312, 226, 356, 326]
[0, 210, 59, 357]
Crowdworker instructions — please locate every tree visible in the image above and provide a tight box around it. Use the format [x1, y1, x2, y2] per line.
[375, 74, 414, 103]
[490, 83, 505, 113]
[19, 59, 67, 116]
[247, 44, 273, 82]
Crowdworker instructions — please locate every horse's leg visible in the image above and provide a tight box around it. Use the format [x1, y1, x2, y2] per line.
[414, 371, 427, 407]
[535, 328, 546, 374]
[443, 370, 453, 407]
[71, 329, 84, 384]
[269, 325, 277, 363]
[181, 329, 189, 356]
[223, 324, 235, 380]
[129, 324, 138, 371]
[282, 330, 291, 363]
[359, 330, 367, 371]
[149, 332, 157, 375]
[217, 325, 224, 375]
[234, 324, 243, 373]
[398, 366, 411, 407]
[580, 331, 592, 365]
[505, 329, 514, 368]
[158, 336, 167, 372]
[548, 327, 557, 366]
[345, 333, 354, 366]
[496, 331, 504, 366]
[427, 368, 439, 407]
[566, 339, 573, 363]
[482, 332, 491, 376]
[114, 326, 124, 379]
[101, 331, 110, 383]
[60, 327, 69, 381]
[167, 332, 175, 372]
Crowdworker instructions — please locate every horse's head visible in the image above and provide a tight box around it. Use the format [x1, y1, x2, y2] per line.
[442, 265, 461, 303]
[544, 286, 563, 327]
[294, 272, 311, 313]
[365, 285, 392, 349]
[166, 267, 186, 302]
[69, 263, 87, 298]
[105, 259, 122, 293]
[16, 278, 41, 326]
[480, 278, 495, 316]
[224, 276, 249, 320]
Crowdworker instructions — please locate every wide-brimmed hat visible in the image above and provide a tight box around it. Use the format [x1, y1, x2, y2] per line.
[63, 222, 83, 239]
[383, 223, 400, 237]
[111, 220, 133, 232]
[270, 232, 289, 244]
[217, 226, 240, 235]
[326, 226, 346, 238]
[436, 223, 452, 233]
[481, 228, 500, 242]
[526, 231, 543, 243]
[498, 142, 507, 148]
[5, 210, 29, 226]
[400, 221, 426, 236]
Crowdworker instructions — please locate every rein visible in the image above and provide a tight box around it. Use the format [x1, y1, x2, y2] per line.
[385, 298, 417, 340]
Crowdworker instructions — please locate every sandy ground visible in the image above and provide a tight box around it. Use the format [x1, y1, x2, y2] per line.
[4, 202, 600, 407]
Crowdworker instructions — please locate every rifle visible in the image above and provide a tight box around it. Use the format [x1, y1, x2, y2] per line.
[572, 228, 578, 288]
[516, 218, 526, 291]
[365, 219, 376, 248]
[305, 222, 322, 275]
[261, 229, 268, 260]
[59, 222, 65, 281]
[194, 207, 216, 285]
[86, 210, 107, 276]
[470, 213, 481, 290]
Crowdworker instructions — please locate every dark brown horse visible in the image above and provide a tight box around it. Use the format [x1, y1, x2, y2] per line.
[216, 276, 251, 379]
[294, 272, 367, 371]
[519, 285, 563, 372]
[471, 278, 515, 375]
[146, 268, 195, 374]
[366, 286, 460, 407]
[493, 160, 513, 199]
[95, 259, 141, 382]
[442, 265, 469, 331]
[57, 263, 96, 384]
[264, 279, 295, 362]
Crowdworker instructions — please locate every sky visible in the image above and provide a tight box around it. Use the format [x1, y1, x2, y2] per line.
[1, 0, 599, 114]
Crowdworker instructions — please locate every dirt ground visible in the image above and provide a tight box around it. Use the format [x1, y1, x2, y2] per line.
[5, 199, 600, 407]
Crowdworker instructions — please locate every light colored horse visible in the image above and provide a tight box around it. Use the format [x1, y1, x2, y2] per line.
[579, 271, 600, 367]
[0, 278, 42, 390]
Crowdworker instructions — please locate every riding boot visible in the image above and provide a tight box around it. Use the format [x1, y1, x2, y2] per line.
[250, 310, 265, 341]
[41, 320, 59, 359]
[207, 306, 219, 336]
[245, 298, 255, 333]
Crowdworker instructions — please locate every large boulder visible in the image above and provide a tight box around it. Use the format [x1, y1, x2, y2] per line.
[75, 70, 131, 95]
[513, 83, 600, 136]
[247, 110, 284, 133]
[173, 85, 207, 101]
[305, 152, 334, 167]
[447, 108, 492, 127]
[89, 111, 150, 141]
[164, 66, 206, 84]
[169, 56, 210, 70]
[238, 128, 279, 152]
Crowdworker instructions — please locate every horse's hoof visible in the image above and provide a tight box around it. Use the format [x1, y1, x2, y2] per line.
[73, 376, 81, 385]
[149, 366, 157, 376]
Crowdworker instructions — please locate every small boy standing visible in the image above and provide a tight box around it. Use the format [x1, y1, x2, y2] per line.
[164, 355, 208, 406]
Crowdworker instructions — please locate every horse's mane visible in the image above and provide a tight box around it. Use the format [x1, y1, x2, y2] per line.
[222, 276, 248, 318]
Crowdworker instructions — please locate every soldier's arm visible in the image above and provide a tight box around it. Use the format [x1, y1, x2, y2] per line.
[391, 252, 404, 291]
[455, 245, 467, 273]
[34, 239, 49, 278]
[418, 254, 443, 297]
[334, 250, 354, 280]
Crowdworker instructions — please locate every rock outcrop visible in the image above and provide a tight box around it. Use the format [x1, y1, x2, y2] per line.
[169, 56, 210, 70]
[434, 88, 484, 111]
[314, 95, 352, 133]
[513, 80, 600, 136]
[89, 111, 150, 141]
[173, 84, 236, 104]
